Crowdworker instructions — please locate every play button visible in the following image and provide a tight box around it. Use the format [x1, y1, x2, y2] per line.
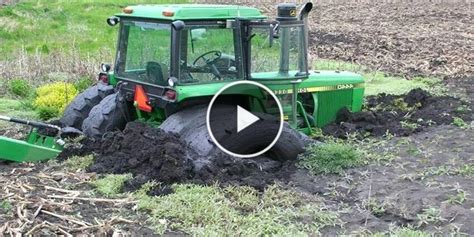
[206, 81, 284, 158]
[237, 105, 260, 133]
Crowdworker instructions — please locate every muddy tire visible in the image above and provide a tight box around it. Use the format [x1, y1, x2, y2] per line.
[82, 93, 128, 138]
[60, 83, 114, 129]
[160, 105, 307, 160]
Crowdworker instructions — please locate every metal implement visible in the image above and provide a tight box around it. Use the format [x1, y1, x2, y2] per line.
[0, 115, 63, 162]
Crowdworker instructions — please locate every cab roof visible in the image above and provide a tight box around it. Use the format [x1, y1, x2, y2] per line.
[115, 4, 266, 21]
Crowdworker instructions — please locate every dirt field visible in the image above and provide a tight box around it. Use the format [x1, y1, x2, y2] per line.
[1, 1, 473, 235]
[311, 1, 473, 78]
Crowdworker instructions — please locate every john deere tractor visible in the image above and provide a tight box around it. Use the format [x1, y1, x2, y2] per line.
[59, 3, 364, 160]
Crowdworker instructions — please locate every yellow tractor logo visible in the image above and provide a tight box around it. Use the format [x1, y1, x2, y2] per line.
[290, 9, 297, 16]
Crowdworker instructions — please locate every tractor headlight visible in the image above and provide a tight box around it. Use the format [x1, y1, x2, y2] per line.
[101, 63, 111, 72]
[107, 16, 120, 26]
[168, 77, 178, 87]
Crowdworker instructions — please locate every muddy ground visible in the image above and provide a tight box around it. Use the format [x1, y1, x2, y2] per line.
[311, 1, 473, 78]
[323, 88, 473, 138]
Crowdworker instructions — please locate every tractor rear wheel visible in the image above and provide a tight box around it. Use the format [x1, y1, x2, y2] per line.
[81, 92, 128, 138]
[60, 83, 114, 129]
[160, 105, 307, 160]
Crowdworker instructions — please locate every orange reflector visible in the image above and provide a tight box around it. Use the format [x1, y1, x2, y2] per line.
[162, 10, 174, 17]
[134, 85, 152, 112]
[123, 7, 133, 14]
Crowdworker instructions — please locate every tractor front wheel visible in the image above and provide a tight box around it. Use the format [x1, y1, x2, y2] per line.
[81, 93, 128, 138]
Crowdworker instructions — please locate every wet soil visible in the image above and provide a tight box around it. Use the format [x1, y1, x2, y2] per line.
[60, 122, 297, 193]
[323, 88, 473, 138]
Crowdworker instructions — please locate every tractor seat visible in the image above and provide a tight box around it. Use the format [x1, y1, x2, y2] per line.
[146, 61, 169, 86]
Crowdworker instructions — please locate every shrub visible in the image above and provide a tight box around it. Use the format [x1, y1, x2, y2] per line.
[74, 77, 95, 92]
[298, 142, 362, 175]
[8, 79, 32, 98]
[33, 82, 78, 120]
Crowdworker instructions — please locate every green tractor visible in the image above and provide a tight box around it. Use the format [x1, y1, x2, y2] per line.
[0, 2, 364, 162]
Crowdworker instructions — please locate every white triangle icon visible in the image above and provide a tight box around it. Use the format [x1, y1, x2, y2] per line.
[237, 105, 260, 133]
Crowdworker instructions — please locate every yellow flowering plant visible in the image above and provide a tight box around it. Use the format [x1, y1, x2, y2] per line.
[33, 82, 78, 120]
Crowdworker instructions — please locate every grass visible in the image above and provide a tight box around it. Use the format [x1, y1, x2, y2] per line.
[64, 155, 95, 171]
[0, 0, 190, 58]
[92, 173, 132, 197]
[417, 207, 444, 227]
[298, 141, 362, 175]
[134, 183, 339, 235]
[0, 98, 37, 122]
[314, 59, 444, 96]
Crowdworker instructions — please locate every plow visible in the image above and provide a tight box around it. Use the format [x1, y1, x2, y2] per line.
[0, 2, 364, 162]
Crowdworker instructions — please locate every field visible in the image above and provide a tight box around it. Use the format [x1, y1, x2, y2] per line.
[0, 0, 473, 235]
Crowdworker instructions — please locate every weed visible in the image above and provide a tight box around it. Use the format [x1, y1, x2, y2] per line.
[407, 145, 421, 156]
[74, 77, 95, 92]
[452, 117, 468, 128]
[455, 105, 470, 113]
[0, 200, 13, 214]
[401, 121, 419, 131]
[298, 142, 362, 175]
[8, 79, 32, 98]
[456, 164, 474, 177]
[446, 188, 468, 205]
[135, 184, 338, 236]
[64, 155, 94, 171]
[417, 207, 444, 227]
[365, 198, 387, 216]
[92, 173, 132, 197]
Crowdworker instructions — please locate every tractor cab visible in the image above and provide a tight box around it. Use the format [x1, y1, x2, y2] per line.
[106, 4, 310, 90]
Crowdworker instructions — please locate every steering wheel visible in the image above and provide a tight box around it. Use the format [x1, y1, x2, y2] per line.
[193, 50, 222, 66]
[192, 50, 222, 79]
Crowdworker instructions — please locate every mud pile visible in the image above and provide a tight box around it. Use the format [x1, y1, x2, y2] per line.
[323, 89, 473, 138]
[59, 122, 295, 192]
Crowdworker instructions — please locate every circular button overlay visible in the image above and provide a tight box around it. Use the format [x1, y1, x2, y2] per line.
[206, 81, 284, 158]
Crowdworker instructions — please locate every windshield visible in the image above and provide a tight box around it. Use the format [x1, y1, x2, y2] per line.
[250, 24, 307, 79]
[179, 25, 242, 84]
[116, 21, 171, 86]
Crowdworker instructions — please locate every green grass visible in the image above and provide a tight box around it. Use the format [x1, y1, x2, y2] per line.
[314, 59, 444, 96]
[298, 141, 362, 175]
[0, 98, 37, 119]
[0, 0, 190, 58]
[64, 155, 95, 171]
[135, 183, 339, 235]
[92, 173, 132, 197]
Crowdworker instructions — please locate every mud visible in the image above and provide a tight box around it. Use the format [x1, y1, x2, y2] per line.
[323, 89, 473, 138]
[60, 122, 296, 192]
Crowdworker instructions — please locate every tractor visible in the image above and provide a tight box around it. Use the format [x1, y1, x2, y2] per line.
[0, 2, 365, 162]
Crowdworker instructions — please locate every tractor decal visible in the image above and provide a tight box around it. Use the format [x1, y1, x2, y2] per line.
[273, 83, 365, 95]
